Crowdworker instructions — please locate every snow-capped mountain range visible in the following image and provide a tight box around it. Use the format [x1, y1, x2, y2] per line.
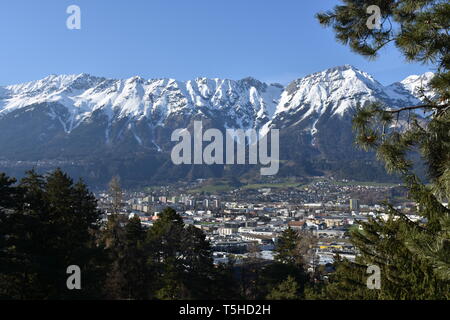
[0, 65, 434, 185]
[0, 74, 283, 133]
[0, 65, 430, 133]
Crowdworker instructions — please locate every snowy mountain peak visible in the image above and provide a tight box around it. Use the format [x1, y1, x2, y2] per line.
[5, 73, 105, 96]
[0, 67, 434, 137]
[0, 67, 437, 185]
[0, 73, 285, 132]
[307, 64, 379, 83]
[399, 71, 435, 100]
[385, 71, 435, 105]
[275, 65, 385, 121]
[260, 66, 435, 139]
[401, 71, 434, 87]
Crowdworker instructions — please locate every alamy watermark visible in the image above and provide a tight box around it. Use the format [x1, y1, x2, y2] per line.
[366, 5, 382, 30]
[366, 265, 381, 290]
[66, 265, 81, 290]
[66, 5, 81, 30]
[171, 121, 280, 176]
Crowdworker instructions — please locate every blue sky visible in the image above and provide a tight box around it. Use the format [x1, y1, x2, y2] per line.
[0, 0, 431, 86]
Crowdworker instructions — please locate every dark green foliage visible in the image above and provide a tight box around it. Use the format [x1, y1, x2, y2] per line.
[0, 169, 105, 299]
[321, 216, 449, 300]
[316, 0, 450, 64]
[274, 228, 302, 265]
[210, 261, 242, 300]
[108, 176, 123, 215]
[320, 257, 378, 300]
[274, 228, 315, 267]
[146, 207, 217, 300]
[260, 262, 306, 300]
[317, 0, 450, 299]
[246, 228, 310, 300]
[0, 171, 242, 300]
[266, 275, 300, 300]
[103, 216, 148, 300]
[1, 170, 316, 300]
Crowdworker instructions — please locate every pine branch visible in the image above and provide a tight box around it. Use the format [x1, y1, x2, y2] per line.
[385, 103, 449, 114]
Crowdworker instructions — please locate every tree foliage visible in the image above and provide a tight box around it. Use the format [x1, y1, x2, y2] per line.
[317, 0, 450, 299]
[0, 169, 105, 299]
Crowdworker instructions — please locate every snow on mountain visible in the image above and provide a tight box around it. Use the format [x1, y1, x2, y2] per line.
[261, 65, 431, 136]
[0, 66, 436, 185]
[0, 66, 433, 138]
[3, 73, 105, 109]
[388, 71, 436, 102]
[0, 74, 284, 133]
[273, 65, 385, 117]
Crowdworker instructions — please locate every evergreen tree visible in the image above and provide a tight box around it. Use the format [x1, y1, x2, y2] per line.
[258, 262, 306, 300]
[0, 173, 17, 208]
[239, 243, 264, 300]
[317, 0, 449, 299]
[179, 225, 215, 297]
[103, 216, 149, 299]
[0, 169, 105, 299]
[274, 228, 304, 265]
[321, 256, 379, 300]
[146, 207, 217, 299]
[1, 170, 47, 299]
[0, 173, 21, 299]
[210, 261, 242, 300]
[108, 176, 123, 215]
[121, 216, 148, 299]
[266, 276, 300, 300]
[240, 228, 310, 300]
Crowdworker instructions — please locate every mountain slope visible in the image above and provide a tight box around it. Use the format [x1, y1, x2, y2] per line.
[0, 66, 433, 186]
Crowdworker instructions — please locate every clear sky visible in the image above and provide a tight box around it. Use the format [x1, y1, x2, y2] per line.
[0, 0, 432, 86]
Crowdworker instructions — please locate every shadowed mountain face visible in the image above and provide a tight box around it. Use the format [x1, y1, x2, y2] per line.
[0, 65, 432, 187]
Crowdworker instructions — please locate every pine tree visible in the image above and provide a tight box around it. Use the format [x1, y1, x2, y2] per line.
[122, 216, 148, 299]
[321, 256, 378, 300]
[146, 207, 217, 299]
[210, 261, 242, 300]
[0, 173, 20, 299]
[317, 0, 450, 299]
[179, 225, 215, 297]
[239, 242, 263, 300]
[108, 176, 123, 216]
[274, 227, 304, 265]
[266, 276, 300, 300]
[2, 170, 48, 299]
[242, 228, 309, 300]
[0, 173, 17, 208]
[0, 169, 105, 299]
[103, 216, 149, 299]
